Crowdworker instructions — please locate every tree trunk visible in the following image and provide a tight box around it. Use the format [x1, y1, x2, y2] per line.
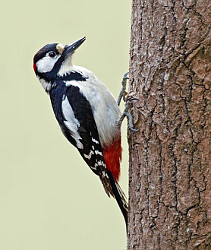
[127, 1, 211, 249]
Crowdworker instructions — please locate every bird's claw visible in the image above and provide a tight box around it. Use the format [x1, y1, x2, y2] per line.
[117, 99, 139, 132]
[117, 73, 138, 132]
[117, 72, 129, 106]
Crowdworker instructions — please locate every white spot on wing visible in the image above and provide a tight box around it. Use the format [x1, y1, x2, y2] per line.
[95, 150, 103, 156]
[92, 138, 99, 144]
[84, 150, 94, 160]
[90, 165, 97, 170]
[62, 96, 83, 149]
[94, 161, 106, 168]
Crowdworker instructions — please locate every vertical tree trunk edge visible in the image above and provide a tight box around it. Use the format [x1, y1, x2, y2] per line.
[127, 1, 211, 249]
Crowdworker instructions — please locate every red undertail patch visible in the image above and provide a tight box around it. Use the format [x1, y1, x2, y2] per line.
[103, 135, 122, 182]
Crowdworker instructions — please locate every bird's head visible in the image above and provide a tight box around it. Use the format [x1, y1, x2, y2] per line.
[33, 37, 86, 91]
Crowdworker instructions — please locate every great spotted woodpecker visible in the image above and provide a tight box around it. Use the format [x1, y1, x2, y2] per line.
[33, 37, 128, 224]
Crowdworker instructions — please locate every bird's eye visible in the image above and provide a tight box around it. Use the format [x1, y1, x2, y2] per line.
[49, 51, 56, 58]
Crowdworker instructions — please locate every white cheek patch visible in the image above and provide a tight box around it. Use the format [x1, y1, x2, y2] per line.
[36, 54, 61, 73]
[58, 58, 73, 77]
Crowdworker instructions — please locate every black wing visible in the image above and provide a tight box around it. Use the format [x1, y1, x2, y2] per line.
[50, 81, 105, 173]
[63, 85, 114, 196]
[50, 82, 128, 224]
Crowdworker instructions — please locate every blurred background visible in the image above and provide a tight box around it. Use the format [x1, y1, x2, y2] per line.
[0, 0, 131, 249]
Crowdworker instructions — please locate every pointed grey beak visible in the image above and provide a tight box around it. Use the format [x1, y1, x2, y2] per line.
[63, 37, 86, 58]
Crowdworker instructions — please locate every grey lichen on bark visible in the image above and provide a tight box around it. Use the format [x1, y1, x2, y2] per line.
[128, 0, 211, 249]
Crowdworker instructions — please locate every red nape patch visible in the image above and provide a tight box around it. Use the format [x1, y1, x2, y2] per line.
[103, 135, 122, 182]
[33, 63, 36, 72]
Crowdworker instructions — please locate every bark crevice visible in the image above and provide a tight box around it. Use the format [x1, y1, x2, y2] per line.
[128, 0, 211, 249]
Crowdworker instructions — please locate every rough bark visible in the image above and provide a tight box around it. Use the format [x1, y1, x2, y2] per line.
[128, 1, 211, 249]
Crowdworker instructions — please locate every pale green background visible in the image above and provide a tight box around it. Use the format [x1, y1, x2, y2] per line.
[0, 0, 131, 249]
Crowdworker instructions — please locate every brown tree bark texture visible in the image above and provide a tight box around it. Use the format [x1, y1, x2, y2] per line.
[128, 1, 211, 249]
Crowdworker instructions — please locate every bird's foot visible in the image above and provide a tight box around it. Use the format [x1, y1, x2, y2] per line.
[117, 73, 138, 132]
[117, 72, 129, 106]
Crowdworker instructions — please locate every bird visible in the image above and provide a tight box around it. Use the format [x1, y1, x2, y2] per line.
[33, 37, 128, 224]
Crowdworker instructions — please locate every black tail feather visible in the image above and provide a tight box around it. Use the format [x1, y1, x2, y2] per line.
[107, 170, 128, 226]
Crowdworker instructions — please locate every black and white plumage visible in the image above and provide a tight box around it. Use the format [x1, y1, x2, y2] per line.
[33, 37, 128, 224]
